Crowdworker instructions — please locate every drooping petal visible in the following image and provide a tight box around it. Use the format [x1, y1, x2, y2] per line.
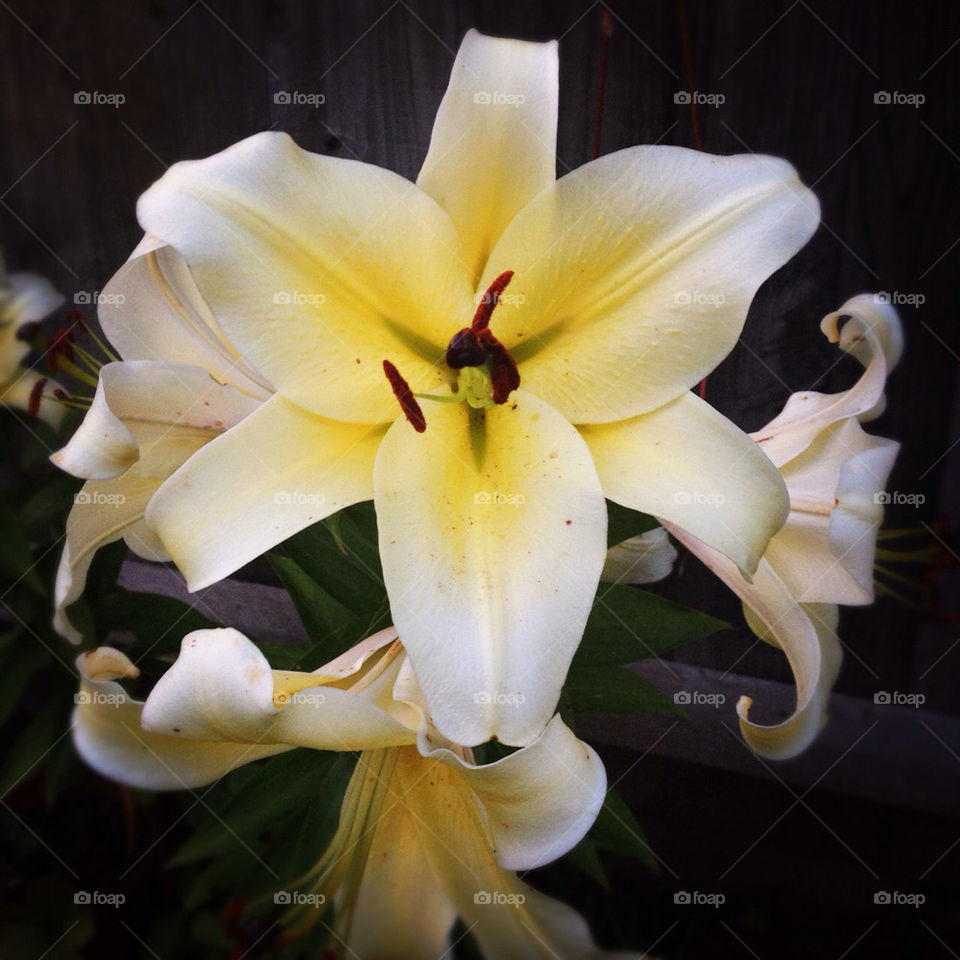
[423, 714, 606, 870]
[667, 523, 832, 760]
[375, 748, 631, 959]
[753, 293, 902, 466]
[479, 145, 819, 423]
[374, 390, 607, 747]
[140, 629, 417, 753]
[416, 29, 558, 284]
[137, 132, 475, 423]
[73, 646, 287, 790]
[53, 415, 224, 643]
[766, 419, 899, 604]
[601, 526, 677, 584]
[146, 392, 384, 590]
[97, 242, 272, 398]
[51, 360, 260, 480]
[582, 391, 788, 577]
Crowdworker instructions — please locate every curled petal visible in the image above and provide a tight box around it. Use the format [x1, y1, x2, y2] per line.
[602, 527, 678, 584]
[754, 293, 903, 466]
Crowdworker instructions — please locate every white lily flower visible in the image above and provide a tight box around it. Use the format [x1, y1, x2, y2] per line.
[666, 294, 901, 759]
[0, 255, 65, 425]
[601, 527, 678, 585]
[50, 242, 271, 641]
[105, 29, 817, 747]
[72, 627, 624, 959]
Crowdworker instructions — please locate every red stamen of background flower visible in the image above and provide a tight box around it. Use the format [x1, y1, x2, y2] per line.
[382, 359, 426, 433]
[48, 328, 75, 372]
[27, 378, 47, 417]
[470, 270, 514, 332]
[66, 308, 90, 334]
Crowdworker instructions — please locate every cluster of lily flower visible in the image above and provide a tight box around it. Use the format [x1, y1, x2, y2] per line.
[0, 29, 902, 959]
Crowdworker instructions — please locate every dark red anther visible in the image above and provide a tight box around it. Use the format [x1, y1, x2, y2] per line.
[483, 334, 521, 404]
[48, 328, 75, 372]
[66, 308, 90, 334]
[53, 388, 73, 402]
[445, 327, 486, 369]
[382, 360, 426, 433]
[470, 270, 514, 332]
[27, 377, 47, 417]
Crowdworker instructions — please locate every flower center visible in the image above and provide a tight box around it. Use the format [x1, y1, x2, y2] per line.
[382, 271, 520, 431]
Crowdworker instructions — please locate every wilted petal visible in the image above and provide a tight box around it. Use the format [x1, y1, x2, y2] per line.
[141, 628, 416, 752]
[73, 646, 286, 790]
[667, 524, 833, 760]
[98, 242, 271, 398]
[424, 714, 606, 870]
[51, 360, 259, 480]
[754, 293, 902, 466]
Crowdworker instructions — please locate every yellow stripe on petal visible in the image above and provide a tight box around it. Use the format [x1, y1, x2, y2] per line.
[374, 390, 607, 747]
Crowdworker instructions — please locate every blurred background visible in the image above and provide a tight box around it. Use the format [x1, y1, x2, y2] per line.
[1, 1, 958, 957]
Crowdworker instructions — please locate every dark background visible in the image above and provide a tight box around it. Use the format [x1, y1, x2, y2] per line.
[1, 1, 958, 958]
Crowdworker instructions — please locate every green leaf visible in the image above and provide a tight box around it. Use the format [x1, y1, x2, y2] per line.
[590, 788, 659, 871]
[90, 589, 217, 661]
[563, 665, 684, 717]
[564, 835, 610, 888]
[267, 554, 353, 640]
[0, 499, 44, 594]
[573, 584, 727, 668]
[169, 750, 355, 870]
[605, 500, 659, 548]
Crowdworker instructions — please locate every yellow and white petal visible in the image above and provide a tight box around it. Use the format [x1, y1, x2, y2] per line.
[98, 243, 272, 398]
[0, 368, 65, 427]
[344, 751, 458, 959]
[374, 390, 607, 747]
[73, 646, 287, 790]
[667, 524, 830, 760]
[582, 391, 788, 578]
[602, 526, 677, 584]
[140, 629, 416, 751]
[51, 360, 259, 480]
[425, 714, 606, 870]
[137, 131, 475, 423]
[417, 29, 558, 284]
[754, 294, 902, 467]
[146, 392, 384, 590]
[480, 146, 819, 424]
